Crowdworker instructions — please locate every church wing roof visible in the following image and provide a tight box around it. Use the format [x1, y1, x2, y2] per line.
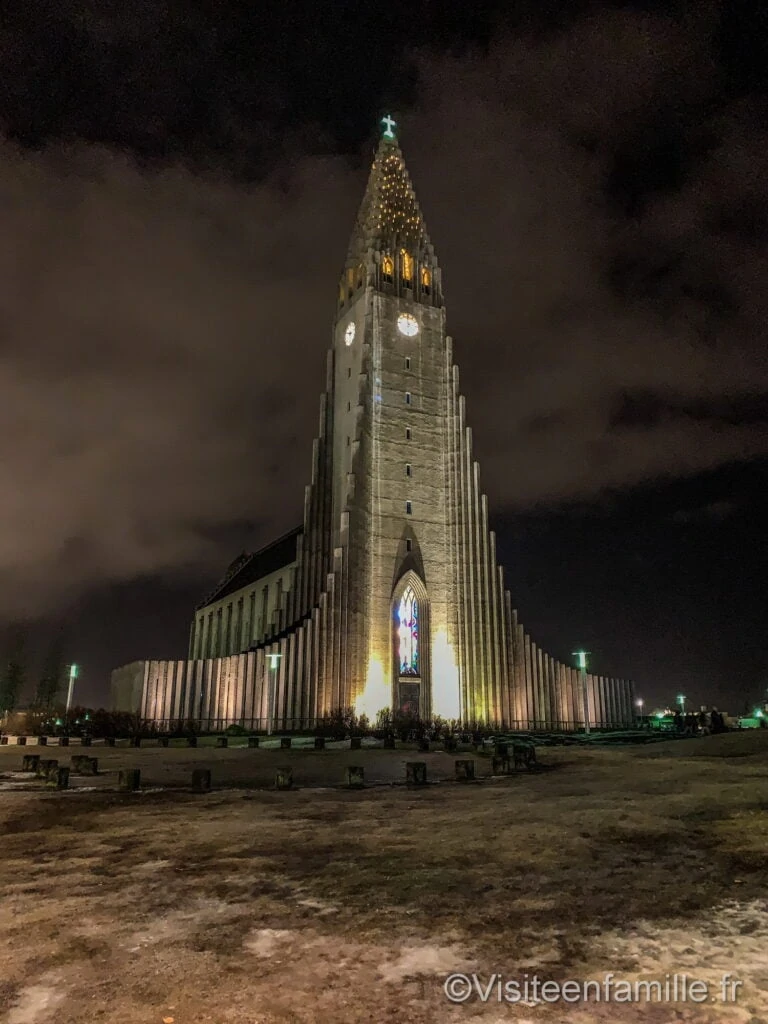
[346, 131, 434, 264]
[196, 526, 302, 610]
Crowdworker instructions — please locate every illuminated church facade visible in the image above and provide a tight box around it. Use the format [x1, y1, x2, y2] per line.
[112, 118, 635, 730]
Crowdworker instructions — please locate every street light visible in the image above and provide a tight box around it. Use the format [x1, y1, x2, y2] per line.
[266, 653, 282, 736]
[573, 650, 590, 734]
[65, 664, 79, 715]
[677, 693, 686, 715]
[636, 698, 644, 714]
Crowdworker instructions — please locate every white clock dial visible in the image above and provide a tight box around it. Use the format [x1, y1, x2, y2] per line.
[397, 313, 419, 337]
[344, 322, 356, 346]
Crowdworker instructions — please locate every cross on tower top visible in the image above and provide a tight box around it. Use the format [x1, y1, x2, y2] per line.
[380, 114, 396, 139]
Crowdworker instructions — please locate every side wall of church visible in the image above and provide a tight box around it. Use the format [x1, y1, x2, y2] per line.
[115, 652, 634, 732]
[188, 561, 298, 661]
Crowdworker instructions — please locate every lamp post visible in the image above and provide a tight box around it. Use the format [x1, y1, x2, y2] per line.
[677, 693, 686, 715]
[573, 650, 590, 734]
[266, 653, 282, 736]
[65, 664, 79, 716]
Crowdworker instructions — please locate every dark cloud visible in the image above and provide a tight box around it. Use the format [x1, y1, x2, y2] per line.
[1, 6, 767, 622]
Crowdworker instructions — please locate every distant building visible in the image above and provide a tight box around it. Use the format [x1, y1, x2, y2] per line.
[112, 119, 634, 731]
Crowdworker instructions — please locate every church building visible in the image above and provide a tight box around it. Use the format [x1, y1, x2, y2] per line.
[112, 118, 635, 731]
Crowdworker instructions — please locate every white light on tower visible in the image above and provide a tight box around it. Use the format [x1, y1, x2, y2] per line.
[65, 663, 79, 714]
[266, 653, 282, 735]
[573, 650, 590, 734]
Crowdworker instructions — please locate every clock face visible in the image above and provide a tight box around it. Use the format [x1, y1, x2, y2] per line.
[344, 322, 356, 346]
[397, 313, 419, 337]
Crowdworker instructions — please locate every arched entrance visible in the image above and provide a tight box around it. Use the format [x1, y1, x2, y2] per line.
[391, 572, 430, 719]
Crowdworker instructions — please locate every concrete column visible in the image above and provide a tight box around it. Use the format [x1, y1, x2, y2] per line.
[548, 656, 559, 729]
[524, 635, 534, 730]
[513, 620, 527, 729]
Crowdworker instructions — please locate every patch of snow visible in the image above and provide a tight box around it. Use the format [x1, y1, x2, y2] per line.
[243, 928, 296, 958]
[7, 975, 66, 1024]
[378, 944, 475, 984]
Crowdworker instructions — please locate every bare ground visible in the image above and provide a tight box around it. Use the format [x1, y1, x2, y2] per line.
[1, 733, 768, 1023]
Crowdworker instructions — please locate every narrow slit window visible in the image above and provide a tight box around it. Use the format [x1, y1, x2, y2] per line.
[405, 357, 411, 370]
[347, 367, 351, 378]
[401, 249, 413, 286]
[406, 539, 412, 552]
[347, 401, 351, 412]
[406, 500, 412, 515]
[406, 427, 411, 440]
[405, 392, 411, 405]
[405, 463, 411, 477]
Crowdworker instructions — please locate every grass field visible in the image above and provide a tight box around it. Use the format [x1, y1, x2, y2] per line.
[1, 732, 768, 1023]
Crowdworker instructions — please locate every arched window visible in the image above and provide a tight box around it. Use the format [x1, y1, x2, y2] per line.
[382, 256, 394, 284]
[401, 249, 413, 285]
[421, 267, 431, 294]
[338, 280, 345, 306]
[396, 585, 420, 677]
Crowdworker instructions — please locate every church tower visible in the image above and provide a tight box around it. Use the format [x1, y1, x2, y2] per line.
[115, 117, 636, 734]
[332, 117, 458, 720]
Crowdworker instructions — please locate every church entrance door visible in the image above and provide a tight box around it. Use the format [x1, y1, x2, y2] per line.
[398, 681, 420, 717]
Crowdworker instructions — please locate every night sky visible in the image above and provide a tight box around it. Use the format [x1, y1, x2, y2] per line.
[2, 0, 768, 712]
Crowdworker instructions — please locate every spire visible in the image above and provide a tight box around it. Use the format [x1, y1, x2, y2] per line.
[346, 115, 435, 266]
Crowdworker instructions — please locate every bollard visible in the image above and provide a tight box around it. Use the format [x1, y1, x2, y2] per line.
[216, 736, 228, 748]
[492, 755, 510, 775]
[118, 769, 141, 792]
[346, 766, 365, 789]
[406, 762, 428, 786]
[22, 754, 40, 773]
[159, 737, 169, 748]
[247, 736, 259, 748]
[59, 736, 69, 747]
[131, 736, 142, 748]
[350, 736, 362, 750]
[105, 737, 116, 747]
[81, 736, 92, 747]
[37, 758, 58, 779]
[314, 736, 325, 750]
[280, 737, 292, 749]
[383, 734, 396, 749]
[455, 759, 475, 781]
[187, 735, 198, 748]
[275, 767, 293, 790]
[417, 737, 430, 752]
[47, 766, 69, 790]
[38, 736, 48, 747]
[17, 736, 27, 746]
[192, 768, 211, 792]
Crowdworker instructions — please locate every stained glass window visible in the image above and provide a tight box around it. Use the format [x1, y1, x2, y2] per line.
[397, 585, 420, 677]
